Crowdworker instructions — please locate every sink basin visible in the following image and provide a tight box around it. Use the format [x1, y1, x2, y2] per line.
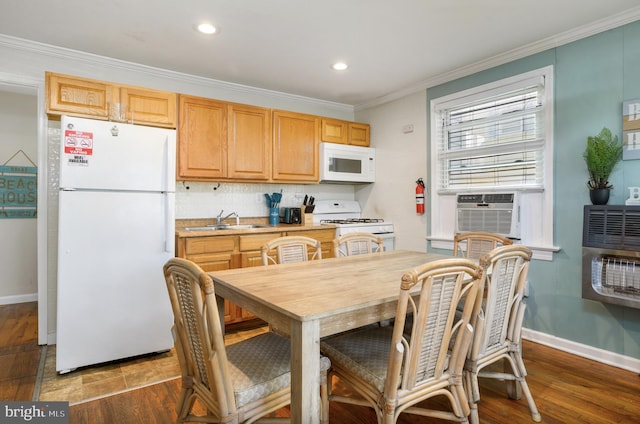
[183, 224, 270, 232]
[220, 224, 270, 230]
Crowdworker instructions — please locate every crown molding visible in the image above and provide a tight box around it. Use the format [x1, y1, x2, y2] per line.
[355, 7, 640, 111]
[3, 5, 640, 114]
[0, 34, 354, 114]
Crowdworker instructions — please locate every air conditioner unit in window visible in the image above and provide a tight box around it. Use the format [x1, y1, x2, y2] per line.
[455, 193, 520, 239]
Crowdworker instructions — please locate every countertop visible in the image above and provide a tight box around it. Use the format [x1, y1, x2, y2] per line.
[175, 218, 335, 238]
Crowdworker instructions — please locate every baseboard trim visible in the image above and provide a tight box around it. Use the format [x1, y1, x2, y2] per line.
[522, 328, 640, 373]
[0, 293, 37, 305]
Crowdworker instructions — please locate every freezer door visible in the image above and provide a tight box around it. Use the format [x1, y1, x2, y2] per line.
[60, 115, 176, 192]
[56, 190, 174, 372]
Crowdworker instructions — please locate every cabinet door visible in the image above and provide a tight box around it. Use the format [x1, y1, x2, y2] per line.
[46, 72, 113, 119]
[272, 110, 319, 182]
[120, 87, 176, 128]
[321, 118, 348, 144]
[349, 122, 370, 146]
[286, 229, 336, 259]
[183, 236, 237, 323]
[239, 233, 281, 267]
[227, 103, 271, 180]
[240, 251, 265, 268]
[177, 95, 227, 180]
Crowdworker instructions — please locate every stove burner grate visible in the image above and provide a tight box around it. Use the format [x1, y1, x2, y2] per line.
[320, 218, 384, 224]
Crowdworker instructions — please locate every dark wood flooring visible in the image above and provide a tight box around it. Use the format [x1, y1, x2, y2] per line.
[2, 302, 639, 423]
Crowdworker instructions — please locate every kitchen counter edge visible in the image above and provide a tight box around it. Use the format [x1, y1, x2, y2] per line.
[175, 223, 336, 238]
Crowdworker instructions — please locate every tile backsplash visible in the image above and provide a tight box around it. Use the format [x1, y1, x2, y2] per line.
[175, 181, 355, 219]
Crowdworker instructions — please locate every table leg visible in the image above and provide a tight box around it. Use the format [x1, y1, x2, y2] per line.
[289, 319, 321, 424]
[215, 295, 225, 335]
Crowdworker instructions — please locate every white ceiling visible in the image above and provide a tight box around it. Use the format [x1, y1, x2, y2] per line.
[2, 1, 640, 106]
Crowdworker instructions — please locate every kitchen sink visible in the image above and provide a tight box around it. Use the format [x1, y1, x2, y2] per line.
[183, 224, 270, 231]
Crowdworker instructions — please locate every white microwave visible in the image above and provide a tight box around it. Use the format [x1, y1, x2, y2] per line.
[320, 142, 376, 183]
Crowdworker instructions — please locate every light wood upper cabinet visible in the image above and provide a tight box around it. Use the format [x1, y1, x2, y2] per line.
[177, 95, 227, 180]
[320, 118, 370, 146]
[177, 95, 271, 181]
[45, 72, 177, 128]
[349, 122, 371, 146]
[119, 86, 176, 128]
[227, 103, 271, 180]
[321, 118, 348, 144]
[272, 110, 320, 182]
[174, 93, 366, 183]
[46, 72, 113, 119]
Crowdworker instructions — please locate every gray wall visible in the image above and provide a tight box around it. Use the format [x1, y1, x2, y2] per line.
[0, 91, 37, 302]
[427, 22, 640, 360]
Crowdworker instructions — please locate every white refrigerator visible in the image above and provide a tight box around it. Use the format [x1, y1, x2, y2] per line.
[56, 115, 176, 373]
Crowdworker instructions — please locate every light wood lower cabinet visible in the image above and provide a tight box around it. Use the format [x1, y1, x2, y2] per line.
[179, 236, 238, 323]
[286, 229, 336, 259]
[176, 228, 336, 325]
[239, 233, 282, 268]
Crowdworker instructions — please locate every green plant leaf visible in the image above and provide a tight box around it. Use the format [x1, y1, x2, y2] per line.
[583, 127, 622, 189]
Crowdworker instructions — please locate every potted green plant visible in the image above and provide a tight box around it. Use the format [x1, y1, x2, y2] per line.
[583, 127, 623, 205]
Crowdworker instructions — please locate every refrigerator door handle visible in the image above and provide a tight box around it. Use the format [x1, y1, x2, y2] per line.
[164, 136, 171, 192]
[164, 192, 175, 254]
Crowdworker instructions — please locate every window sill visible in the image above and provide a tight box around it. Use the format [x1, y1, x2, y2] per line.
[427, 237, 560, 261]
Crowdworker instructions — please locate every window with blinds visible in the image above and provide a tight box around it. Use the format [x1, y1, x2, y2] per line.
[429, 66, 555, 258]
[435, 77, 546, 191]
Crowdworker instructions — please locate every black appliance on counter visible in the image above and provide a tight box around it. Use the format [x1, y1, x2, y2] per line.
[280, 207, 302, 224]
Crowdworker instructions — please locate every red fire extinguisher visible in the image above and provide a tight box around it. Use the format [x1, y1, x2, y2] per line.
[416, 178, 425, 215]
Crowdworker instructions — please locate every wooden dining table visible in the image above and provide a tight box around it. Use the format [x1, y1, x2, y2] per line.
[208, 249, 450, 424]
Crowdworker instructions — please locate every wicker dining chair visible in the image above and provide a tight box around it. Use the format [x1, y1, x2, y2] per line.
[333, 232, 384, 257]
[261, 235, 322, 265]
[320, 258, 484, 424]
[464, 245, 541, 423]
[163, 257, 330, 424]
[453, 231, 513, 259]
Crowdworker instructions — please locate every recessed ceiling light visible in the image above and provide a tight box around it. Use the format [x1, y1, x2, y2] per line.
[332, 62, 348, 71]
[196, 23, 217, 35]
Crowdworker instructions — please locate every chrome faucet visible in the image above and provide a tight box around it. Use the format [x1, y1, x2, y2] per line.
[216, 209, 240, 226]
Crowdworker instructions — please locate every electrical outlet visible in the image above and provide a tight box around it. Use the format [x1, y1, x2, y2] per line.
[256, 193, 264, 203]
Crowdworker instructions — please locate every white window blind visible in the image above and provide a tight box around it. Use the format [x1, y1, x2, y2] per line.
[436, 77, 546, 191]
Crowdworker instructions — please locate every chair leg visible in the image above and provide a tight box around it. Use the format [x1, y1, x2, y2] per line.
[505, 357, 522, 400]
[509, 353, 542, 422]
[176, 388, 196, 423]
[506, 380, 522, 400]
[468, 404, 480, 424]
[320, 379, 329, 424]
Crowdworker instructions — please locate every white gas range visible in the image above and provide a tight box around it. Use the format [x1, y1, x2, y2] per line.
[313, 200, 395, 251]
